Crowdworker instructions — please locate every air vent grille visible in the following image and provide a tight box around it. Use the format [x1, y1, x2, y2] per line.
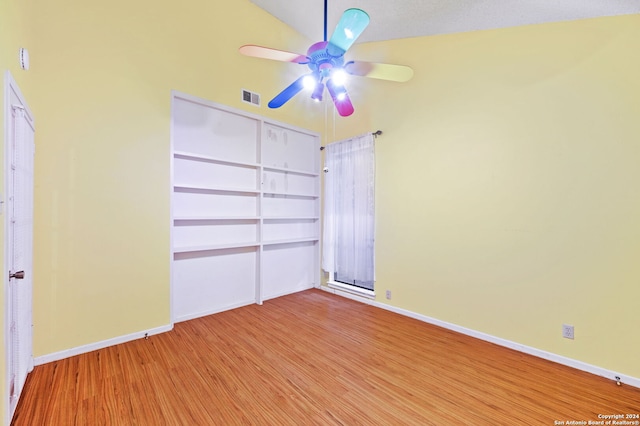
[241, 89, 261, 106]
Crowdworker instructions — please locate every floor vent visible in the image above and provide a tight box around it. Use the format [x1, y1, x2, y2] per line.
[242, 89, 261, 107]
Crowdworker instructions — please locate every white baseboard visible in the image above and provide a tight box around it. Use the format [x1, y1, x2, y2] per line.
[34, 324, 173, 365]
[320, 286, 640, 389]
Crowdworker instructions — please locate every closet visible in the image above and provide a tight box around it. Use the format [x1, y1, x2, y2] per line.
[171, 92, 320, 322]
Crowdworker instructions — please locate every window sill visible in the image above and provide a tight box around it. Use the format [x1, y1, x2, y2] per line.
[327, 281, 376, 299]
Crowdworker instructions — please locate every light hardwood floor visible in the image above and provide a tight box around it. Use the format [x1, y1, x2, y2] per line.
[12, 289, 640, 425]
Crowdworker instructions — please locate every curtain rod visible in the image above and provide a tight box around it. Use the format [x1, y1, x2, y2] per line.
[320, 130, 382, 150]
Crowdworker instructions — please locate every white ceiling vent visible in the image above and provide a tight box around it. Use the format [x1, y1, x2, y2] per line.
[242, 89, 261, 107]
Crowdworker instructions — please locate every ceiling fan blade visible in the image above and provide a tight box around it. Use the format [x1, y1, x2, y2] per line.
[326, 79, 354, 117]
[328, 8, 370, 54]
[344, 61, 414, 82]
[239, 45, 308, 64]
[268, 74, 309, 109]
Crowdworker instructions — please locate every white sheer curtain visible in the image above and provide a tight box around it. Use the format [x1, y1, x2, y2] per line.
[322, 133, 375, 290]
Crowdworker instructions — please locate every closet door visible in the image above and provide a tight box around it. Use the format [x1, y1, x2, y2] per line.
[5, 74, 35, 422]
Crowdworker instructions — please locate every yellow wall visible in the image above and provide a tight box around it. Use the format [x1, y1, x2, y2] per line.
[360, 15, 640, 378]
[27, 0, 321, 357]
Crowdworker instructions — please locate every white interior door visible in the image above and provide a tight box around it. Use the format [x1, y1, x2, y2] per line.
[4, 71, 35, 422]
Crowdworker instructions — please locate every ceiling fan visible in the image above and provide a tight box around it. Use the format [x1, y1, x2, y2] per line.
[239, 0, 414, 117]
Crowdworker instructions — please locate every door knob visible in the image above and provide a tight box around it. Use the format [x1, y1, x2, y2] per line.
[9, 271, 25, 280]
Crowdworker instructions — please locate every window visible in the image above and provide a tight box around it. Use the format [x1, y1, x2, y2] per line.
[322, 133, 375, 296]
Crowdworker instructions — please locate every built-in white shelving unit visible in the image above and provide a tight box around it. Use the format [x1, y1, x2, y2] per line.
[171, 92, 320, 322]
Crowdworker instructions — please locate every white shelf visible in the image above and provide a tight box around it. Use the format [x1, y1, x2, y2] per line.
[262, 191, 319, 198]
[174, 151, 259, 169]
[174, 241, 260, 253]
[263, 237, 319, 246]
[174, 216, 258, 221]
[174, 184, 260, 195]
[263, 216, 319, 221]
[262, 165, 319, 177]
[174, 237, 321, 251]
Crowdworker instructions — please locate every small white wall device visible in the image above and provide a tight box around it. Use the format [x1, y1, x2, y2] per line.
[19, 48, 30, 70]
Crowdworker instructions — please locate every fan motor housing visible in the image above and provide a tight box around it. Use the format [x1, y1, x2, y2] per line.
[307, 41, 344, 77]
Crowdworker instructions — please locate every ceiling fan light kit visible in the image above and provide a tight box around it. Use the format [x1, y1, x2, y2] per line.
[239, 1, 413, 117]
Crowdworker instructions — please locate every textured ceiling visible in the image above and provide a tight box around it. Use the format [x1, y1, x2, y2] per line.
[250, 0, 640, 44]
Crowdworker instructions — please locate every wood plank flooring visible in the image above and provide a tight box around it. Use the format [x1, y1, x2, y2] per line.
[12, 289, 640, 425]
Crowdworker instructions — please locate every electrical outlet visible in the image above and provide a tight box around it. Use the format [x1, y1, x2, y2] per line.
[385, 290, 392, 300]
[562, 324, 574, 339]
